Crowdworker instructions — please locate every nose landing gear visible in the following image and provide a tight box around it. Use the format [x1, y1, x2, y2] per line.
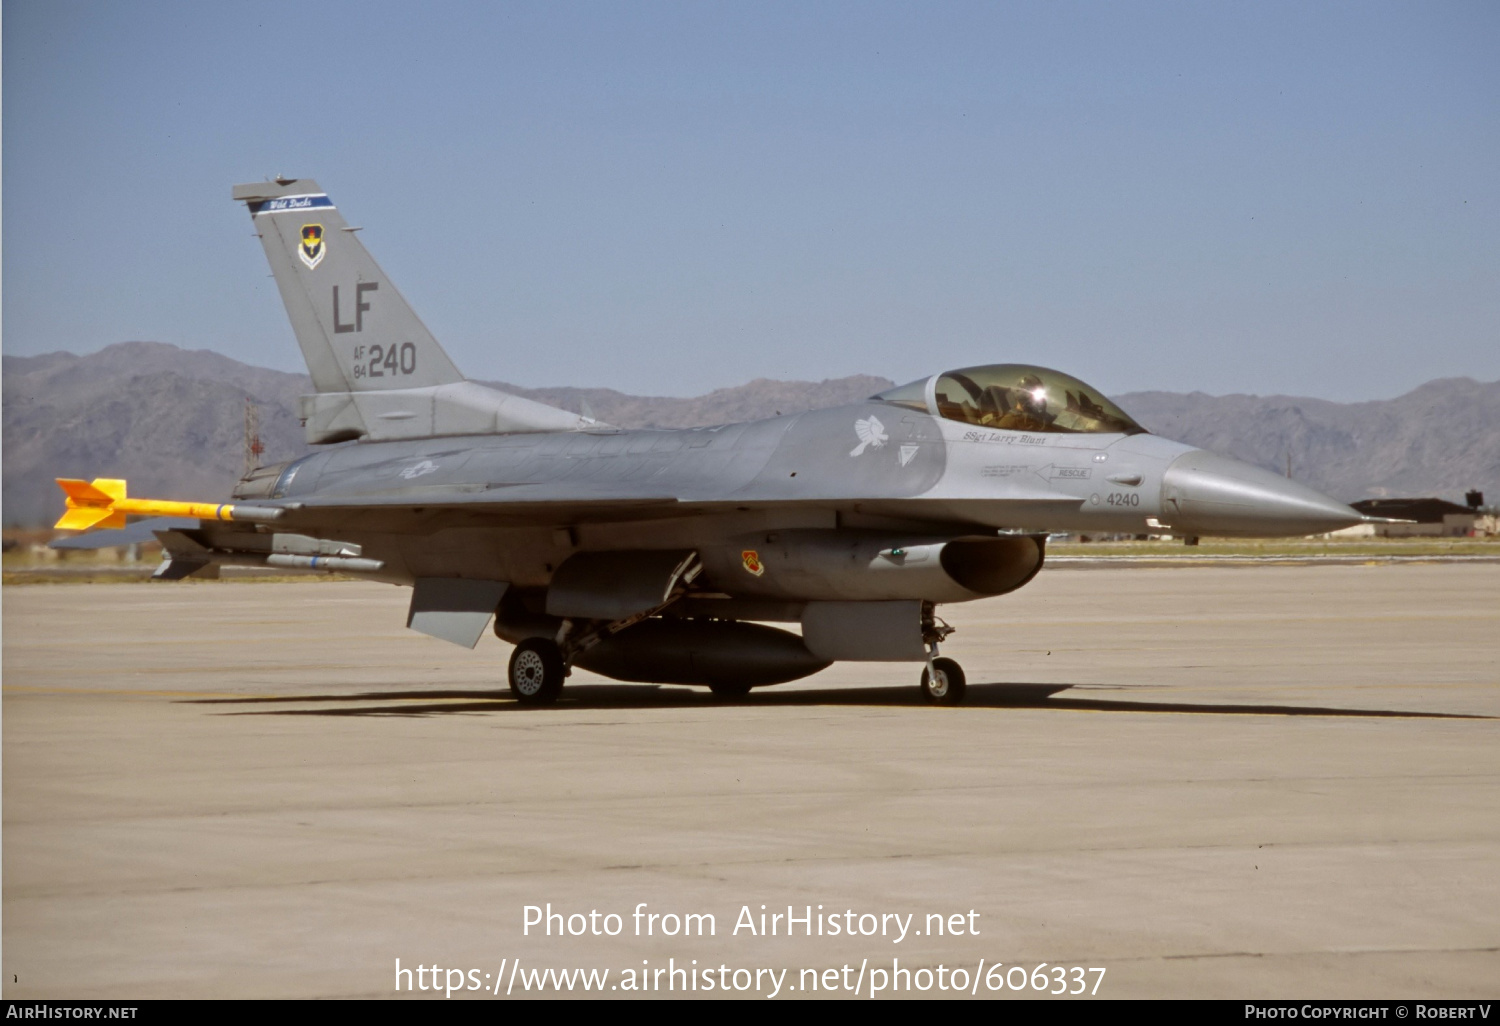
[921, 656, 966, 705]
[919, 604, 965, 705]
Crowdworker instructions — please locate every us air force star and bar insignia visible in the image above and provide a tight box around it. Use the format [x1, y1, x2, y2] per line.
[299, 223, 326, 269]
[741, 550, 765, 576]
[849, 415, 888, 457]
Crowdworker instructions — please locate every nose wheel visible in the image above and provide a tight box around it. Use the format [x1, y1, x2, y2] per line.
[921, 656, 966, 705]
[509, 638, 566, 705]
[919, 604, 964, 705]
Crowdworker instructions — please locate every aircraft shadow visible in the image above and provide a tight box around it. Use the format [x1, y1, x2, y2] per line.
[184, 683, 1493, 720]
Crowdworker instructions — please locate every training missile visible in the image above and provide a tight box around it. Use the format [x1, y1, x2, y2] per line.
[54, 478, 285, 531]
[265, 553, 384, 572]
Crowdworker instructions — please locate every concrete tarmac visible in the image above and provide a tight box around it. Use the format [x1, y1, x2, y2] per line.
[4, 564, 1498, 999]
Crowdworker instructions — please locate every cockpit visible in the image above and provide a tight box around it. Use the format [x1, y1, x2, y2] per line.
[874, 364, 1145, 435]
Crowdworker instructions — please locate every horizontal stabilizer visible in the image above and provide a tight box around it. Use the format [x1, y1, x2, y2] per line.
[153, 558, 217, 581]
[49, 517, 200, 550]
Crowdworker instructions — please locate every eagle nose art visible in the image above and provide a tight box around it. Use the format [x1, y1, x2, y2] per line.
[1160, 449, 1364, 536]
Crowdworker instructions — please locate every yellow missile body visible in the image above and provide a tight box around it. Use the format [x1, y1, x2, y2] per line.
[54, 478, 283, 531]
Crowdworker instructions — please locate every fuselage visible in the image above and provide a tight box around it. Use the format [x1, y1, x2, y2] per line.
[230, 398, 1363, 607]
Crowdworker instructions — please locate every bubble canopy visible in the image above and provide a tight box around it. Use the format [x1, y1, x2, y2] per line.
[874, 364, 1145, 435]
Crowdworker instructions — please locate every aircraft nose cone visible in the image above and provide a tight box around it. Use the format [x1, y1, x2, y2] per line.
[1160, 449, 1364, 537]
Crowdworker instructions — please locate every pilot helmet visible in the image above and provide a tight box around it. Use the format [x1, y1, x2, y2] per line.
[1014, 373, 1046, 410]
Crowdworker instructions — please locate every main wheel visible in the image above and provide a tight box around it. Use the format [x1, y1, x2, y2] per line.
[920, 657, 967, 706]
[508, 638, 566, 705]
[708, 682, 753, 699]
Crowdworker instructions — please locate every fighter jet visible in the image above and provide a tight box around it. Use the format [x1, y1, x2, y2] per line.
[54, 178, 1379, 705]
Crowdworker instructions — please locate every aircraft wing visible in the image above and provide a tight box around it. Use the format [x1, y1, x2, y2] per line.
[273, 487, 1083, 532]
[52, 477, 1083, 538]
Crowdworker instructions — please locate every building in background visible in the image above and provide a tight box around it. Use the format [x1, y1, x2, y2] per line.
[1350, 495, 1486, 538]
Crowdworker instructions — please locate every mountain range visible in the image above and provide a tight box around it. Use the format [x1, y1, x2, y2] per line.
[4, 341, 1496, 527]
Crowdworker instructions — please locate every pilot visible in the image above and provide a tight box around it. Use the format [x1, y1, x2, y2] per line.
[994, 374, 1050, 431]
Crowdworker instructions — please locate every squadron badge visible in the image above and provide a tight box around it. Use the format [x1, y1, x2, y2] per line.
[298, 223, 326, 269]
[849, 415, 888, 457]
[741, 550, 764, 576]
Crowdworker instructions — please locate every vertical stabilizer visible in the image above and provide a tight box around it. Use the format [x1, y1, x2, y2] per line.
[232, 178, 461, 392]
[232, 179, 594, 442]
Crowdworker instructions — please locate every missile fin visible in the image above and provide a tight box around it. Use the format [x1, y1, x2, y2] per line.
[56, 477, 118, 506]
[54, 477, 130, 531]
[92, 478, 128, 501]
[55, 507, 127, 531]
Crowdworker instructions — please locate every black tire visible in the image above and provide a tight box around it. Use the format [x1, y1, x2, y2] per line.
[920, 657, 967, 705]
[708, 682, 753, 699]
[509, 638, 566, 705]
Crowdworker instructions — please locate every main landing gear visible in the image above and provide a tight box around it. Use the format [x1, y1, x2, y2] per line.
[919, 604, 965, 705]
[509, 557, 704, 706]
[508, 637, 566, 705]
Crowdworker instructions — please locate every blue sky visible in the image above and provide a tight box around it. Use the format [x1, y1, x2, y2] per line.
[4, 1, 1496, 400]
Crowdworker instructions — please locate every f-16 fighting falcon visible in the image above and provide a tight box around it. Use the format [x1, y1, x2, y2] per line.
[54, 178, 1384, 705]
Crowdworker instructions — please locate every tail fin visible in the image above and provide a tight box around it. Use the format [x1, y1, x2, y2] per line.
[232, 178, 461, 392]
[232, 179, 593, 442]
[55, 478, 127, 531]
